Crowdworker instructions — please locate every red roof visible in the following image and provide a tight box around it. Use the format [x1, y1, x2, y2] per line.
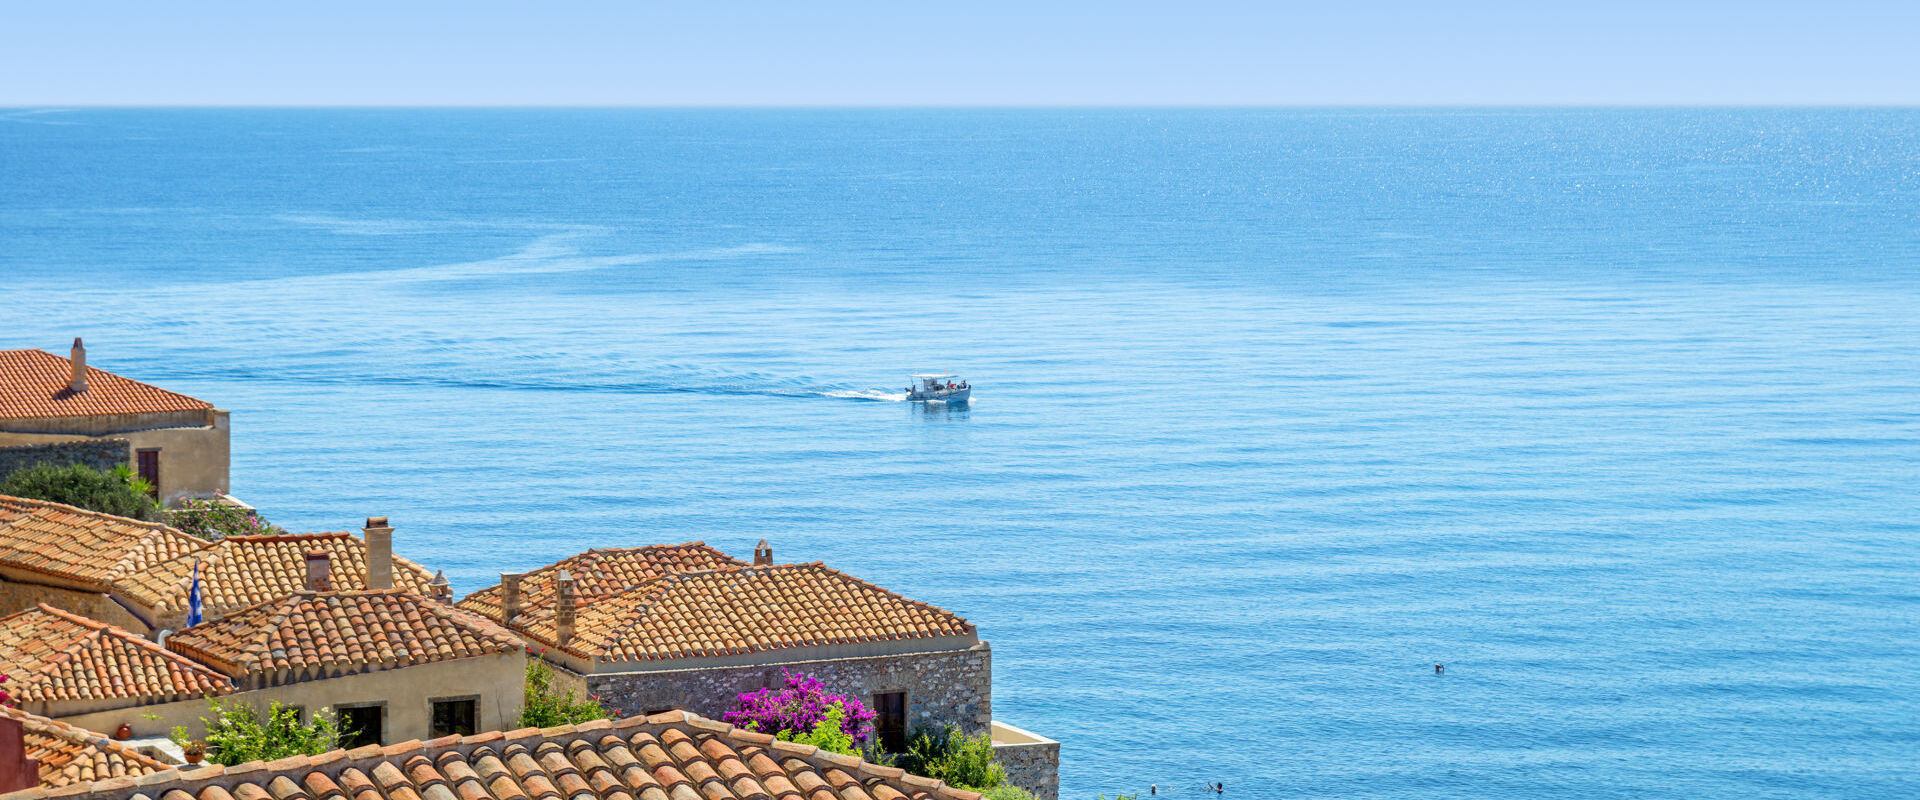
[28, 711, 980, 800]
[0, 348, 213, 420]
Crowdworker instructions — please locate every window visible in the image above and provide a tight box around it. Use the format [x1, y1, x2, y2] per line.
[284, 706, 307, 724]
[430, 698, 478, 738]
[873, 691, 907, 753]
[135, 449, 161, 499]
[336, 704, 384, 748]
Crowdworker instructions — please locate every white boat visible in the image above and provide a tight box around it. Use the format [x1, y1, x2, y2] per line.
[906, 373, 971, 403]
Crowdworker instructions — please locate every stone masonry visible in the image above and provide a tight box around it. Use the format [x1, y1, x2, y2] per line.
[0, 439, 129, 482]
[581, 643, 992, 738]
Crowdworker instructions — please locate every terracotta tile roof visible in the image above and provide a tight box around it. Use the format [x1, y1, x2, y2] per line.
[165, 590, 525, 679]
[0, 495, 204, 590]
[114, 533, 436, 618]
[458, 542, 743, 621]
[0, 348, 213, 421]
[0, 605, 232, 704]
[25, 711, 980, 800]
[514, 563, 975, 663]
[0, 706, 167, 790]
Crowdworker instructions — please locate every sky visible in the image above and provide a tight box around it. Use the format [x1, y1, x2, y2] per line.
[3, 1, 1917, 106]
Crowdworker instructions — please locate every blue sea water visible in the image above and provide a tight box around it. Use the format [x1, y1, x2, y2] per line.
[3, 109, 1919, 799]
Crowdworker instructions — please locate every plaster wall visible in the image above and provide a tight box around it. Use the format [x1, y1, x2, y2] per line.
[0, 573, 153, 633]
[55, 651, 527, 742]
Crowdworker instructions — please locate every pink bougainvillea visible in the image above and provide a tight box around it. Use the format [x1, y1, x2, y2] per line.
[722, 671, 876, 744]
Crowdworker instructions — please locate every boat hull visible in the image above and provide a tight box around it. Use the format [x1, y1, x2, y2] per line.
[909, 387, 971, 403]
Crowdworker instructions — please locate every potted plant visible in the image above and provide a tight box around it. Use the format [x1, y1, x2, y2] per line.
[183, 740, 208, 765]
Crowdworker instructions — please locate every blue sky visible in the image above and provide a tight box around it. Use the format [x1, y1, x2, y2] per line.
[4, 1, 1915, 105]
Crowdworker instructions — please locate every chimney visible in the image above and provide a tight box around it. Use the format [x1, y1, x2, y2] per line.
[500, 572, 525, 623]
[305, 550, 332, 592]
[429, 570, 451, 598]
[0, 716, 41, 795]
[362, 516, 394, 590]
[753, 539, 773, 566]
[68, 337, 88, 393]
[554, 569, 576, 646]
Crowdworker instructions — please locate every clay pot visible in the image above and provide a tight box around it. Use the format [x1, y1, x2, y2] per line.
[113, 723, 133, 740]
[185, 751, 204, 765]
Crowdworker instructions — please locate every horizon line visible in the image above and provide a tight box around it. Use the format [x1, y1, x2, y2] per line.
[7, 102, 1920, 111]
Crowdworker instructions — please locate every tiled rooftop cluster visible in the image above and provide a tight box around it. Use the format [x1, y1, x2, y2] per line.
[511, 563, 976, 663]
[0, 496, 201, 591]
[114, 533, 436, 618]
[21, 711, 982, 800]
[0, 605, 232, 704]
[0, 348, 213, 421]
[457, 543, 744, 619]
[0, 495, 436, 626]
[0, 706, 166, 789]
[166, 590, 524, 684]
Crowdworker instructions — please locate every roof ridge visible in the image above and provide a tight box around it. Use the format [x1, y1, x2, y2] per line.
[222, 531, 354, 542]
[0, 492, 192, 536]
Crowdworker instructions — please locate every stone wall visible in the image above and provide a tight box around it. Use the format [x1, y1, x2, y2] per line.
[0, 438, 129, 481]
[0, 574, 154, 634]
[991, 721, 1061, 800]
[583, 643, 992, 737]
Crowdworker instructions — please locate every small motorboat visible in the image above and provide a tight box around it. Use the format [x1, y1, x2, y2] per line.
[906, 373, 971, 403]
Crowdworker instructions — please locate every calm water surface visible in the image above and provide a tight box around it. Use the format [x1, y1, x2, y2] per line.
[3, 109, 1918, 799]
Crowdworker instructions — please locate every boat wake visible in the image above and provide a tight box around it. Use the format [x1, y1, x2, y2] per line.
[161, 365, 909, 404]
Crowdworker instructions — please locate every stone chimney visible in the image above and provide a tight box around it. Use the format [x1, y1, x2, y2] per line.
[0, 716, 40, 795]
[429, 570, 451, 598]
[362, 516, 394, 590]
[554, 569, 576, 646]
[500, 572, 525, 623]
[305, 550, 332, 592]
[753, 539, 773, 566]
[68, 337, 88, 393]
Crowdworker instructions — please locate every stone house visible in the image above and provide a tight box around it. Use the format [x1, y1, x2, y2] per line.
[19, 710, 984, 800]
[460, 543, 989, 747]
[0, 340, 229, 506]
[0, 706, 168, 793]
[0, 604, 234, 724]
[460, 540, 1060, 800]
[163, 553, 526, 747]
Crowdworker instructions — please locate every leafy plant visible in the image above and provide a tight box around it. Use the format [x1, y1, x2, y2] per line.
[520, 656, 612, 727]
[775, 704, 860, 756]
[982, 787, 1036, 800]
[166, 498, 279, 540]
[1, 462, 158, 520]
[723, 671, 876, 746]
[895, 725, 1006, 791]
[172, 700, 338, 765]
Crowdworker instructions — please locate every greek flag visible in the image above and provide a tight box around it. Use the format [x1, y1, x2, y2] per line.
[186, 559, 203, 627]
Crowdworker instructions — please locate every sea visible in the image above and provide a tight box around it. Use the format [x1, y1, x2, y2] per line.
[2, 109, 1917, 799]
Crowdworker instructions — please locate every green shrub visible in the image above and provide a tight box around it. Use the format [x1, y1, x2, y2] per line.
[173, 700, 338, 765]
[1, 463, 157, 520]
[167, 498, 279, 540]
[520, 657, 612, 727]
[895, 725, 1006, 791]
[775, 704, 860, 756]
[982, 786, 1036, 800]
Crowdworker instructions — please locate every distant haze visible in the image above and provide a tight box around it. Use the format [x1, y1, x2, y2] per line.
[4, 0, 1917, 106]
